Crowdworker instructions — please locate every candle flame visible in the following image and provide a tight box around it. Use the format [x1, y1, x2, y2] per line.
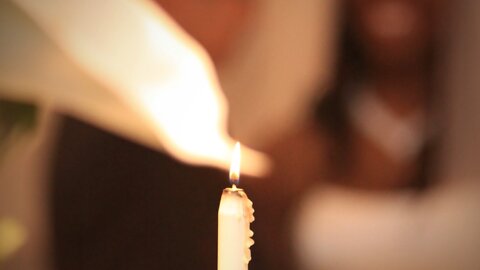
[229, 142, 241, 186]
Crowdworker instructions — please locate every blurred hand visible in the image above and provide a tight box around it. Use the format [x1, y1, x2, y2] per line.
[1, 0, 269, 176]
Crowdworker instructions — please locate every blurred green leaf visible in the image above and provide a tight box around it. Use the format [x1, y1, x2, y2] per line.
[0, 99, 37, 156]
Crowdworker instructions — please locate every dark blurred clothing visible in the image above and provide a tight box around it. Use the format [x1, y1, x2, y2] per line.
[50, 117, 227, 270]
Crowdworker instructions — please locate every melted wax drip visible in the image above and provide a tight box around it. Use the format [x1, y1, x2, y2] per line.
[236, 189, 255, 266]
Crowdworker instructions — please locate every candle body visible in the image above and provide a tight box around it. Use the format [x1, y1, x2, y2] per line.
[218, 188, 254, 270]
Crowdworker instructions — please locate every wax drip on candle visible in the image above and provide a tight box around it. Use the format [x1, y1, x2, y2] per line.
[242, 193, 255, 265]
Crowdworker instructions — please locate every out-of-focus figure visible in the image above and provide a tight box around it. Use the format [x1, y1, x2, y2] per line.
[293, 0, 480, 269]
[247, 0, 448, 268]
[317, 0, 447, 190]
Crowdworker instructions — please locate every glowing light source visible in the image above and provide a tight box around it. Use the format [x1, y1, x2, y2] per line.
[229, 142, 241, 186]
[219, 143, 254, 269]
[3, 0, 270, 176]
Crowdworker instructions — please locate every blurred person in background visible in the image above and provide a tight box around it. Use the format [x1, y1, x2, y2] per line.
[245, 0, 447, 267]
[293, 0, 480, 269]
[245, 0, 480, 269]
[316, 0, 447, 190]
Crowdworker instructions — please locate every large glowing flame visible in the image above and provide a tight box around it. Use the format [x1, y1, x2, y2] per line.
[2, 0, 269, 176]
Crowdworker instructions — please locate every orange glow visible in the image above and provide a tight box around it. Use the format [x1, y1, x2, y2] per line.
[229, 142, 241, 185]
[6, 0, 269, 176]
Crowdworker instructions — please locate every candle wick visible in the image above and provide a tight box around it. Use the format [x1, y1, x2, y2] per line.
[232, 184, 237, 190]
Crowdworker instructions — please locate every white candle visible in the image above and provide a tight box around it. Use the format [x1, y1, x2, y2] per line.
[218, 143, 255, 270]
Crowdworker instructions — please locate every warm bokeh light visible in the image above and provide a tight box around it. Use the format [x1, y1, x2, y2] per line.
[229, 142, 241, 185]
[2, 0, 269, 176]
[0, 218, 26, 262]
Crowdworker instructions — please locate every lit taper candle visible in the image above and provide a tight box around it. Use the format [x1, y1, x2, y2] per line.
[218, 142, 255, 270]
